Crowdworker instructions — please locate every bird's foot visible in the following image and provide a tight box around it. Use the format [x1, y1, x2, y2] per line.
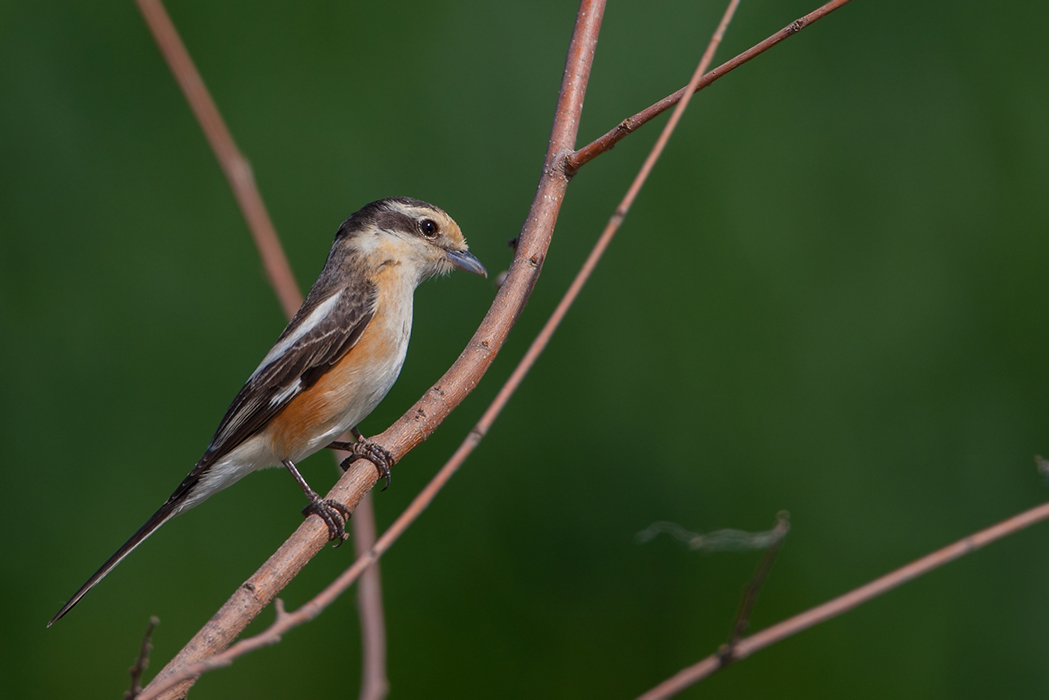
[338, 439, 395, 491]
[302, 497, 352, 545]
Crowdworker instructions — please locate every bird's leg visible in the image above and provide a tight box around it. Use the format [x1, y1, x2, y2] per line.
[281, 459, 351, 545]
[326, 428, 395, 491]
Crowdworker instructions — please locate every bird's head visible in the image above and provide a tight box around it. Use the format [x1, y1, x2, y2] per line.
[335, 197, 487, 285]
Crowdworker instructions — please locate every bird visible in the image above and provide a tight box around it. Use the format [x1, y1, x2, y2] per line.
[49, 196, 487, 626]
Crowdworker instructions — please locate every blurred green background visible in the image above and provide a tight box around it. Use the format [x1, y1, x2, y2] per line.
[3, 0, 1048, 697]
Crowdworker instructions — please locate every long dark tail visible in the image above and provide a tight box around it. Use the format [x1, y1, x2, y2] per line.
[48, 499, 180, 627]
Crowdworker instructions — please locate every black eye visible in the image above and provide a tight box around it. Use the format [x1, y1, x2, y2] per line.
[419, 218, 438, 238]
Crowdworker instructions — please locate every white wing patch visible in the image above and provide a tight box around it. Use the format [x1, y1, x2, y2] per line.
[250, 290, 343, 380]
[268, 379, 302, 407]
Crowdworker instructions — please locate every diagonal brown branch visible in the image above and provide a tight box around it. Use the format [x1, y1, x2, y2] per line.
[140, 1, 607, 697]
[566, 0, 853, 173]
[134, 2, 387, 696]
[135, 0, 300, 319]
[636, 500, 1049, 700]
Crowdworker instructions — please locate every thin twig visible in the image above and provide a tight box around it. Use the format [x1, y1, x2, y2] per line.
[125, 616, 160, 700]
[136, 0, 300, 318]
[724, 513, 790, 653]
[351, 494, 389, 700]
[134, 2, 388, 696]
[637, 501, 1049, 700]
[566, 0, 853, 173]
[140, 2, 606, 697]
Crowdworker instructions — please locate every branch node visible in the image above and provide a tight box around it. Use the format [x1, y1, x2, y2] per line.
[274, 598, 290, 622]
[550, 147, 575, 180]
[715, 643, 737, 668]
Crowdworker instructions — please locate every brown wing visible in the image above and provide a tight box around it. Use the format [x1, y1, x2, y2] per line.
[203, 279, 377, 464]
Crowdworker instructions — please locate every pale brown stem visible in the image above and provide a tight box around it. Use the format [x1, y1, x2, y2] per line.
[134, 2, 387, 695]
[636, 501, 1049, 700]
[135, 0, 300, 319]
[140, 1, 606, 697]
[351, 494, 388, 700]
[566, 0, 853, 173]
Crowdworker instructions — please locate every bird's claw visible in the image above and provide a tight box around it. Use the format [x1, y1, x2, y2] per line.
[340, 440, 395, 491]
[302, 498, 352, 545]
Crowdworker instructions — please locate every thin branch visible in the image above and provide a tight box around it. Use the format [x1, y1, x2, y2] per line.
[566, 0, 853, 173]
[134, 2, 387, 696]
[351, 494, 389, 700]
[724, 513, 790, 652]
[637, 500, 1049, 700]
[135, 0, 300, 318]
[141, 2, 606, 697]
[125, 616, 159, 700]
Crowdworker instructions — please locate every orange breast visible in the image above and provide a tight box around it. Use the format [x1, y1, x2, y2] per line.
[263, 307, 403, 460]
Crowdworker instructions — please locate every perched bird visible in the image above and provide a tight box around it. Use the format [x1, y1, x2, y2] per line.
[49, 197, 487, 626]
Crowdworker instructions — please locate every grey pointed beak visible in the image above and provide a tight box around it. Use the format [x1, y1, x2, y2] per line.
[445, 249, 488, 278]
